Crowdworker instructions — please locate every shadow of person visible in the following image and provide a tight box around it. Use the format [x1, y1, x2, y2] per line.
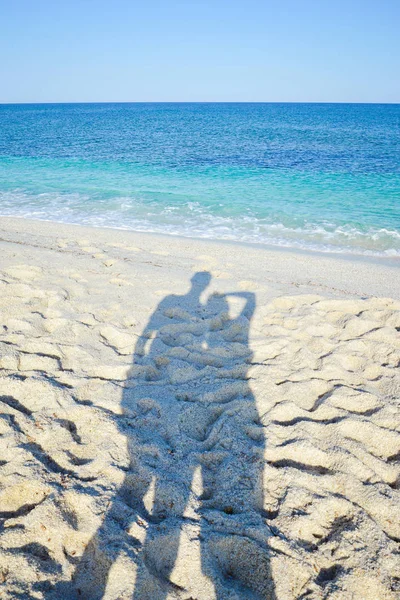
[61, 272, 276, 599]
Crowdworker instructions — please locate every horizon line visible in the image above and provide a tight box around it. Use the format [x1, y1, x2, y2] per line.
[1, 101, 400, 106]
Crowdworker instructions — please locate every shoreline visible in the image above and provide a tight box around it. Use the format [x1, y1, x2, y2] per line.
[1, 212, 399, 266]
[1, 215, 399, 299]
[4, 213, 400, 265]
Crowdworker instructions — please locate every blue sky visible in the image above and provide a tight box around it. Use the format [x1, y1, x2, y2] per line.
[1, 0, 399, 103]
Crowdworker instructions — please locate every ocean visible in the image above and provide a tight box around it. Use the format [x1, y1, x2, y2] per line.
[0, 102, 399, 256]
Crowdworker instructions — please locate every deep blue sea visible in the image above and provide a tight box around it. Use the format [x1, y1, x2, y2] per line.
[0, 103, 399, 256]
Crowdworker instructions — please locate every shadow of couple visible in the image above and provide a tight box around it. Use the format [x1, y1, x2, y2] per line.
[53, 272, 276, 600]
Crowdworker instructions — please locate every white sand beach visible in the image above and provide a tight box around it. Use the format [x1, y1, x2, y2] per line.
[0, 216, 399, 600]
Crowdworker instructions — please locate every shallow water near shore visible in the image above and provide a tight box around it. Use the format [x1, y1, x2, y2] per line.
[0, 102, 399, 256]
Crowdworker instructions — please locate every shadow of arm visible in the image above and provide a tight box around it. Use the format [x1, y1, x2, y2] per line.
[226, 291, 256, 321]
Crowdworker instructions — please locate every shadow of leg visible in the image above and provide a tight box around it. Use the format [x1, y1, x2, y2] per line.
[132, 477, 192, 600]
[205, 534, 276, 600]
[48, 501, 129, 600]
[198, 445, 276, 600]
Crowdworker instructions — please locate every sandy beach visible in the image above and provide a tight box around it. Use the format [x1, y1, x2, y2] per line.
[0, 216, 399, 600]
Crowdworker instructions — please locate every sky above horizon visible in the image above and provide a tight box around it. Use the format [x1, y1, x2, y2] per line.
[1, 0, 399, 103]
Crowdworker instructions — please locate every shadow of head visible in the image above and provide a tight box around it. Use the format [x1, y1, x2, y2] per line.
[190, 270, 212, 290]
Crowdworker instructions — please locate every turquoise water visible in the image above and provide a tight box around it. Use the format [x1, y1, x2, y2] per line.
[0, 103, 399, 256]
